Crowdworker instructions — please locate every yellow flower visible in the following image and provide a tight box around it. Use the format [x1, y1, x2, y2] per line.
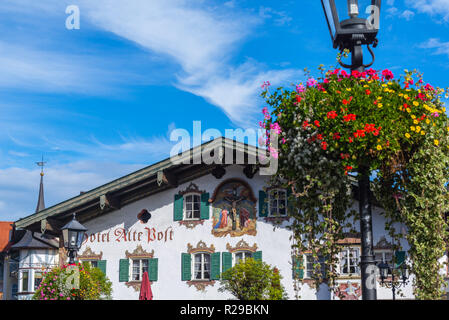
[406, 108, 411, 113]
[447, 127, 449, 132]
[416, 126, 421, 132]
[411, 115, 416, 119]
[398, 93, 404, 97]
[378, 103, 383, 108]
[421, 131, 426, 135]
[382, 84, 388, 88]
[376, 145, 382, 150]
[404, 94, 409, 99]
[388, 82, 393, 86]
[426, 119, 431, 124]
[434, 139, 439, 146]
[364, 85, 369, 88]
[410, 126, 416, 131]
[405, 133, 411, 139]
[377, 96, 383, 100]
[346, 88, 352, 91]
[413, 101, 419, 107]
[413, 119, 419, 124]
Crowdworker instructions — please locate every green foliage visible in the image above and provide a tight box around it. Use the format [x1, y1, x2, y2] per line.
[32, 262, 113, 300]
[260, 66, 449, 299]
[219, 258, 288, 300]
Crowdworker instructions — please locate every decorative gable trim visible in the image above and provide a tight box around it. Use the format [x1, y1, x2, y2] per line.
[226, 239, 258, 253]
[78, 247, 102, 261]
[125, 245, 154, 259]
[187, 240, 215, 254]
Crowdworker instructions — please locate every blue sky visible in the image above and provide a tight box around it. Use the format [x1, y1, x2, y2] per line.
[0, 0, 449, 221]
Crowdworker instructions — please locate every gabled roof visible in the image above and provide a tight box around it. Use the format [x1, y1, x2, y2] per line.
[14, 137, 264, 232]
[0, 221, 13, 252]
[9, 230, 58, 250]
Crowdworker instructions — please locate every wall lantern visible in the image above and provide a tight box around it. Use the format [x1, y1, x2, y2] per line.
[61, 213, 88, 264]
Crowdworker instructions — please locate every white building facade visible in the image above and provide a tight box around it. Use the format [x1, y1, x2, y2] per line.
[11, 138, 439, 300]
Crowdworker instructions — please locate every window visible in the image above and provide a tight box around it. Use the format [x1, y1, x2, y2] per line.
[305, 254, 327, 279]
[34, 272, 43, 290]
[234, 251, 253, 265]
[21, 271, 29, 292]
[184, 194, 201, 220]
[131, 259, 148, 281]
[193, 253, 210, 280]
[268, 189, 287, 216]
[374, 250, 393, 275]
[340, 248, 360, 275]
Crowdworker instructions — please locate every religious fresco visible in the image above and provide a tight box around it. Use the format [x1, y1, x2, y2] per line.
[336, 281, 362, 300]
[210, 179, 257, 237]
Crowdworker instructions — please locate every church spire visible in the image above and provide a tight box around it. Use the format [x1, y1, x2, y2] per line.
[35, 156, 46, 213]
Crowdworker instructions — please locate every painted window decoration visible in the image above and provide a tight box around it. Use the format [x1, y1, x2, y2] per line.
[119, 245, 157, 292]
[340, 247, 361, 276]
[181, 241, 220, 291]
[210, 179, 257, 237]
[174, 183, 210, 228]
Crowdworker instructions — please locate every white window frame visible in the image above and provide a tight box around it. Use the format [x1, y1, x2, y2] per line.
[374, 249, 393, 275]
[183, 193, 201, 221]
[192, 252, 211, 281]
[19, 270, 30, 293]
[304, 254, 326, 279]
[268, 188, 287, 217]
[340, 247, 361, 276]
[233, 251, 253, 266]
[130, 259, 148, 282]
[33, 271, 44, 291]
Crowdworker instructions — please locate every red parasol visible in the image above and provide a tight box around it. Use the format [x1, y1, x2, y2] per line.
[139, 271, 153, 300]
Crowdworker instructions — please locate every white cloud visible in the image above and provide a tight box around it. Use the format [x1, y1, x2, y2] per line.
[76, 0, 302, 125]
[419, 38, 449, 56]
[0, 161, 143, 221]
[400, 9, 415, 20]
[406, 0, 449, 21]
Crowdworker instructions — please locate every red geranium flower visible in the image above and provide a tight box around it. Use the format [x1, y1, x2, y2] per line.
[327, 111, 338, 119]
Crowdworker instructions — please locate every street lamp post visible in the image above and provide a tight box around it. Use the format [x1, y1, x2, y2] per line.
[378, 260, 409, 300]
[61, 213, 88, 264]
[321, 0, 382, 300]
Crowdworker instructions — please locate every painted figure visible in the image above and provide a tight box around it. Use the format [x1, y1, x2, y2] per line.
[214, 209, 229, 229]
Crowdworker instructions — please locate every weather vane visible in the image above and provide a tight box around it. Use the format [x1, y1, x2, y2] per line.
[36, 155, 46, 176]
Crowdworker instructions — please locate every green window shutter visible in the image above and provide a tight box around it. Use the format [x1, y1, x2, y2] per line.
[97, 260, 107, 275]
[292, 255, 304, 280]
[119, 259, 129, 282]
[148, 258, 158, 281]
[259, 190, 268, 217]
[222, 252, 232, 274]
[181, 253, 191, 281]
[200, 192, 210, 220]
[254, 251, 262, 262]
[394, 251, 406, 268]
[174, 194, 184, 221]
[211, 252, 221, 280]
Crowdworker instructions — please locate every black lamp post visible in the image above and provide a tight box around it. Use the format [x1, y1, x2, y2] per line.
[378, 260, 408, 300]
[61, 213, 88, 264]
[321, 0, 382, 300]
